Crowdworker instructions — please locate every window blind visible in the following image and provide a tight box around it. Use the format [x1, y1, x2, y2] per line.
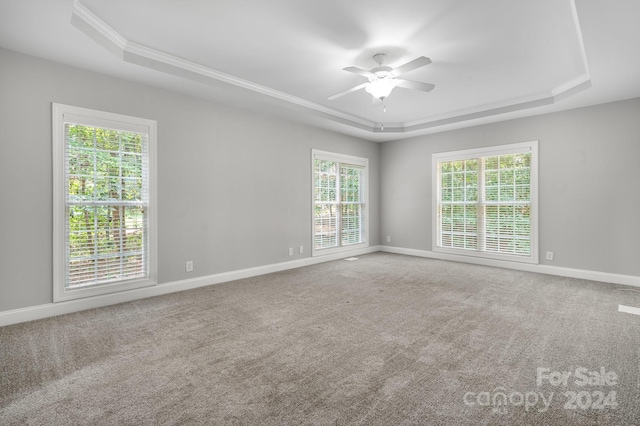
[313, 151, 367, 253]
[64, 123, 149, 288]
[434, 142, 538, 263]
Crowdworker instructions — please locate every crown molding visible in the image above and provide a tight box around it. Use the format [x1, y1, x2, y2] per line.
[71, 1, 375, 131]
[71, 0, 591, 138]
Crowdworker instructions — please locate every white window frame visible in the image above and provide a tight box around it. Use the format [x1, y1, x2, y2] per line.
[52, 103, 157, 302]
[432, 141, 539, 264]
[312, 150, 369, 257]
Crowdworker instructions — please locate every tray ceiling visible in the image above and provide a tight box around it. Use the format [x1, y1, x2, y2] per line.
[1, 0, 639, 141]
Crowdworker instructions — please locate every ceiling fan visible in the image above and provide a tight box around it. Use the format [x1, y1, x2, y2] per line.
[329, 53, 435, 101]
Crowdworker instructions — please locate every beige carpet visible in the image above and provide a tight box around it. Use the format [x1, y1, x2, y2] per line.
[1, 253, 639, 425]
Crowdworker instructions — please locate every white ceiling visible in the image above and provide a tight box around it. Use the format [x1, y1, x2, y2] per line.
[1, 0, 639, 142]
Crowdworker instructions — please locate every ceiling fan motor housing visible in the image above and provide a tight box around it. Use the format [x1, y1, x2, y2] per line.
[370, 66, 394, 81]
[373, 53, 387, 65]
[328, 53, 433, 101]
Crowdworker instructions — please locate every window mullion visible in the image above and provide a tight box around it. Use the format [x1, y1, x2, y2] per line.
[433, 141, 537, 263]
[312, 151, 368, 255]
[118, 132, 124, 279]
[478, 157, 486, 252]
[336, 164, 342, 248]
[436, 163, 442, 248]
[119, 204, 124, 279]
[92, 129, 99, 282]
[54, 103, 156, 302]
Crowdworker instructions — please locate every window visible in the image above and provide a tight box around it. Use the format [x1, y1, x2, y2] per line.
[53, 104, 157, 301]
[312, 150, 368, 255]
[432, 141, 538, 263]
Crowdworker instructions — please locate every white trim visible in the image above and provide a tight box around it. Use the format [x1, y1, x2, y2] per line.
[380, 246, 640, 288]
[432, 141, 539, 264]
[432, 141, 537, 162]
[52, 103, 158, 302]
[312, 149, 369, 167]
[0, 246, 380, 327]
[313, 242, 370, 257]
[403, 75, 591, 133]
[70, 0, 590, 137]
[618, 305, 640, 316]
[568, 0, 591, 78]
[70, 0, 127, 51]
[3, 245, 640, 327]
[311, 150, 370, 257]
[70, 1, 374, 131]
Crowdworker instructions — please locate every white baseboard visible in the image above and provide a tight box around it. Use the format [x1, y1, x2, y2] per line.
[380, 246, 640, 288]
[3, 244, 638, 327]
[0, 245, 381, 327]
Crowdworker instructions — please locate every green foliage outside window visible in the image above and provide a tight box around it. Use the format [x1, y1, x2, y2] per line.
[438, 152, 532, 256]
[66, 124, 146, 287]
[313, 158, 364, 250]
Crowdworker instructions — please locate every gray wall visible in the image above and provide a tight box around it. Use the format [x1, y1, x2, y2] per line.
[381, 98, 640, 277]
[2, 46, 639, 315]
[0, 48, 380, 312]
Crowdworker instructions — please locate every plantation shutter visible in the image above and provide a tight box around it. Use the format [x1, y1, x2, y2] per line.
[63, 119, 149, 288]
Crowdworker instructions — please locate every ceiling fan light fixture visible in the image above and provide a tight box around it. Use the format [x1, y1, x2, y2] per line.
[365, 78, 398, 99]
[329, 54, 433, 102]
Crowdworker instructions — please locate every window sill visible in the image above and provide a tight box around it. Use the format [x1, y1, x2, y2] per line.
[53, 277, 157, 302]
[312, 242, 369, 258]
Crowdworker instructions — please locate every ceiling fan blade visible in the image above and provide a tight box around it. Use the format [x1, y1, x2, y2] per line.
[392, 56, 432, 76]
[343, 66, 376, 79]
[396, 79, 435, 92]
[328, 82, 369, 100]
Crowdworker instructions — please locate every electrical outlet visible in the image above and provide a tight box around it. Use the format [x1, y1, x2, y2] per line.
[288, 248, 293, 256]
[299, 245, 304, 254]
[546, 251, 554, 261]
[185, 261, 193, 272]
[387, 236, 391, 243]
